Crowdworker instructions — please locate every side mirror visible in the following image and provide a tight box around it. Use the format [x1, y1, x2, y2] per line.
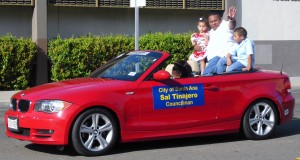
[153, 70, 170, 80]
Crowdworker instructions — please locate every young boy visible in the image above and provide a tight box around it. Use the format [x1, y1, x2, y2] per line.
[216, 27, 254, 73]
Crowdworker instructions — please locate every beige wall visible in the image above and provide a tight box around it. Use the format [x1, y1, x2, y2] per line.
[47, 7, 209, 39]
[235, 0, 300, 76]
[241, 0, 300, 41]
[0, 6, 32, 38]
[1, 6, 210, 39]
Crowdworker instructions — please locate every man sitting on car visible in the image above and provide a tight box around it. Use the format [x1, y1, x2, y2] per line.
[202, 6, 237, 76]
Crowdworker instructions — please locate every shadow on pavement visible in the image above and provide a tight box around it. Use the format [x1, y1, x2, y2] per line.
[110, 133, 244, 155]
[24, 118, 300, 156]
[25, 145, 78, 156]
[25, 133, 244, 156]
[274, 117, 300, 138]
[110, 117, 300, 155]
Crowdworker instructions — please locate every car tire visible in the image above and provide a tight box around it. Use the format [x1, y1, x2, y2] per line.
[242, 100, 278, 140]
[71, 108, 118, 156]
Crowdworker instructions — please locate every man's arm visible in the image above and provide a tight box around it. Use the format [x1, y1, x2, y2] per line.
[227, 6, 237, 30]
[228, 19, 236, 30]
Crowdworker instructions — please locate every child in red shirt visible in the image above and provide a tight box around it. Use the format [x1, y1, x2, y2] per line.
[189, 17, 210, 75]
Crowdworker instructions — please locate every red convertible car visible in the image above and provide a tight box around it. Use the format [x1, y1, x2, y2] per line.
[5, 51, 295, 156]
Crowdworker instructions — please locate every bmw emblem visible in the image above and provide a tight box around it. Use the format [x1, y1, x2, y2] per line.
[20, 93, 25, 97]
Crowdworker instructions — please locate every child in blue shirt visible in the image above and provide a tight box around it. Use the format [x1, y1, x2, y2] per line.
[216, 27, 254, 73]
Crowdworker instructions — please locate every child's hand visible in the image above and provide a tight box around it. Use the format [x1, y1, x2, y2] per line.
[191, 33, 197, 37]
[226, 58, 232, 66]
[242, 67, 251, 71]
[194, 45, 202, 51]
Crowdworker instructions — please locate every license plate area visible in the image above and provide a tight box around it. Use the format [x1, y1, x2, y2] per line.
[8, 117, 19, 131]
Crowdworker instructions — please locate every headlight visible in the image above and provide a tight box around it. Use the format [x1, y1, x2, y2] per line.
[9, 103, 14, 110]
[9, 98, 17, 111]
[34, 100, 72, 113]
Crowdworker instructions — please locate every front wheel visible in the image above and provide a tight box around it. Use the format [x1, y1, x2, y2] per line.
[71, 108, 119, 156]
[242, 100, 278, 140]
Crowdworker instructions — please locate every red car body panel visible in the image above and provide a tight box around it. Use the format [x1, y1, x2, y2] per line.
[4, 51, 295, 145]
[216, 71, 294, 125]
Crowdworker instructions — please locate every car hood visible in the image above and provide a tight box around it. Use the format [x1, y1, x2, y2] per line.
[13, 78, 134, 104]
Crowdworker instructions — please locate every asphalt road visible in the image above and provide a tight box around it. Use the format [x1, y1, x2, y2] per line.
[0, 92, 299, 160]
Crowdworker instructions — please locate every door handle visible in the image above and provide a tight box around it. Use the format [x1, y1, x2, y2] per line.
[204, 86, 218, 91]
[126, 92, 135, 95]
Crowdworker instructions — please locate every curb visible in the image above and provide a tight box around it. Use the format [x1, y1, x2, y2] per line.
[290, 77, 300, 88]
[0, 90, 19, 103]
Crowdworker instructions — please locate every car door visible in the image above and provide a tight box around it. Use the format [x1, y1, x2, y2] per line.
[215, 73, 258, 123]
[138, 76, 221, 131]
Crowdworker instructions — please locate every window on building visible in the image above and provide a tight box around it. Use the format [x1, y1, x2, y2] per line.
[1, 0, 224, 10]
[0, 0, 33, 5]
[48, 0, 98, 7]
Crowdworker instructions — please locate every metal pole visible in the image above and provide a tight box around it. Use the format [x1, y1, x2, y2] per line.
[134, 0, 139, 50]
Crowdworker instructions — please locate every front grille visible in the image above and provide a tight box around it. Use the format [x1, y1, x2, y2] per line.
[18, 100, 30, 112]
[11, 128, 30, 137]
[11, 98, 17, 111]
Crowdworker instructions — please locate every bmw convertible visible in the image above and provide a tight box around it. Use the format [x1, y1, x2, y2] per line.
[4, 51, 295, 156]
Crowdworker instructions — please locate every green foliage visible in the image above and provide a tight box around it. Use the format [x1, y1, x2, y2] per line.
[139, 32, 193, 64]
[0, 34, 36, 90]
[48, 35, 135, 81]
[48, 33, 193, 81]
[0, 32, 193, 90]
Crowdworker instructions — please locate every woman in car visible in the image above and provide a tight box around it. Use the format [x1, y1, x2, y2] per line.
[172, 60, 194, 78]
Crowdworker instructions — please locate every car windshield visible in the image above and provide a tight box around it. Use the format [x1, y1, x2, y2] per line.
[90, 51, 162, 81]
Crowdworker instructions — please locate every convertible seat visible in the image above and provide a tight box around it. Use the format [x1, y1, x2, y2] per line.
[187, 60, 200, 75]
[165, 64, 174, 76]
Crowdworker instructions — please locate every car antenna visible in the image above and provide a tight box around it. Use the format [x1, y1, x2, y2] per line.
[280, 55, 286, 75]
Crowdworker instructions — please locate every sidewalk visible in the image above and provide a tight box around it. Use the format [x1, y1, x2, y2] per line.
[1, 77, 300, 109]
[290, 77, 300, 91]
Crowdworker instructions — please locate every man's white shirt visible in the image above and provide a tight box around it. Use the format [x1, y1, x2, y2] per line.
[206, 20, 234, 61]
